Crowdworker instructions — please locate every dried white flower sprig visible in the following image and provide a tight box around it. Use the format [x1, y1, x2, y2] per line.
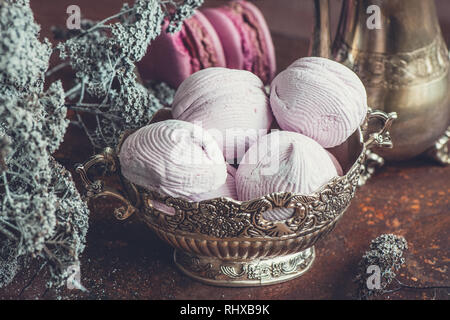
[163, 0, 204, 33]
[355, 234, 449, 299]
[0, 0, 51, 96]
[56, 0, 203, 149]
[355, 234, 408, 299]
[0, 0, 89, 289]
[0, 0, 203, 290]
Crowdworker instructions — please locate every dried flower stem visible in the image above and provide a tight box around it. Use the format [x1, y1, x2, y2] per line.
[382, 278, 450, 294]
[45, 62, 70, 77]
[18, 262, 47, 298]
[75, 8, 135, 39]
[1, 172, 13, 204]
[64, 83, 82, 98]
[65, 105, 122, 121]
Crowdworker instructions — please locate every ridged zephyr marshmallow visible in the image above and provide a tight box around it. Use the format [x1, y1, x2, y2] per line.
[151, 164, 238, 216]
[236, 131, 338, 221]
[270, 57, 368, 148]
[172, 67, 273, 161]
[326, 151, 343, 176]
[118, 120, 227, 198]
[190, 164, 238, 201]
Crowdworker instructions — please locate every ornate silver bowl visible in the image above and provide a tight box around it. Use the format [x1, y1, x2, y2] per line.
[76, 108, 396, 287]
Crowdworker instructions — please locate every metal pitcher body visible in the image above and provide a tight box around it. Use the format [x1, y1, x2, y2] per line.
[331, 0, 449, 161]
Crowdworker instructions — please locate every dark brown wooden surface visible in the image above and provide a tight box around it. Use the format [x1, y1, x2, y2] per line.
[0, 0, 449, 300]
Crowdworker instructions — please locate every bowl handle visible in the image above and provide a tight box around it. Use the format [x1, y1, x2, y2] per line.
[76, 147, 137, 221]
[359, 109, 397, 185]
[363, 108, 398, 149]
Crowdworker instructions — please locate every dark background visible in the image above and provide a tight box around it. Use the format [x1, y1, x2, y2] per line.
[0, 0, 448, 300]
[29, 0, 450, 72]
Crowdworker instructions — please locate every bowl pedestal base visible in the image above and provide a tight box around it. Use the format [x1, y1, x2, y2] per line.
[174, 247, 315, 287]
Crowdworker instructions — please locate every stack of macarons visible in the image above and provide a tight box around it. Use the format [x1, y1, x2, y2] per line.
[123, 52, 368, 220]
[138, 0, 276, 88]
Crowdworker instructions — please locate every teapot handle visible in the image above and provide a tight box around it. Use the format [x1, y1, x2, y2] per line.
[75, 147, 137, 221]
[309, 0, 332, 58]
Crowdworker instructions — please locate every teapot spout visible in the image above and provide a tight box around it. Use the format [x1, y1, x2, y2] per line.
[308, 0, 332, 58]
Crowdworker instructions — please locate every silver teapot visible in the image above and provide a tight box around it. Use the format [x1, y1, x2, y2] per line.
[309, 0, 449, 163]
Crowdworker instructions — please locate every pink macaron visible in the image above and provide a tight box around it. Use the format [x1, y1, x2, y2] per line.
[202, 0, 276, 84]
[138, 1, 276, 88]
[138, 11, 226, 89]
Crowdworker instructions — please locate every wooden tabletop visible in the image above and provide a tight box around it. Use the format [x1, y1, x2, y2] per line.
[1, 0, 449, 300]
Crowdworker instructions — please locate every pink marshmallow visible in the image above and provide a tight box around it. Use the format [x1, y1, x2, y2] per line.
[190, 164, 238, 201]
[326, 150, 344, 176]
[172, 67, 273, 162]
[236, 131, 338, 221]
[119, 120, 227, 199]
[270, 57, 368, 148]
